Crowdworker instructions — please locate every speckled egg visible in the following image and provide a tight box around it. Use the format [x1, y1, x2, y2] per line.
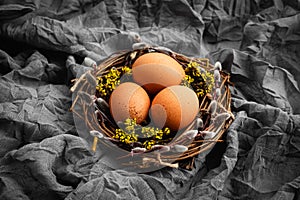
[109, 82, 150, 124]
[132, 52, 185, 94]
[150, 85, 199, 131]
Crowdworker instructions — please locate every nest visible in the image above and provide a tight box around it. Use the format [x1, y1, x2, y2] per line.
[70, 46, 234, 172]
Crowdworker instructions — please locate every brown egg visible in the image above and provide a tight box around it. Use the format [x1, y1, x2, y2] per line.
[132, 52, 185, 94]
[109, 82, 150, 124]
[150, 85, 199, 131]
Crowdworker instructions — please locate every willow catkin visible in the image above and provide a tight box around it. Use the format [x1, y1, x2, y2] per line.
[132, 42, 149, 50]
[213, 113, 231, 126]
[214, 70, 221, 82]
[202, 131, 217, 139]
[173, 145, 188, 152]
[196, 118, 204, 129]
[82, 57, 96, 67]
[209, 100, 218, 115]
[132, 147, 147, 153]
[90, 130, 104, 138]
[214, 61, 222, 71]
[151, 145, 171, 153]
[215, 88, 221, 98]
[96, 98, 110, 114]
[182, 129, 198, 139]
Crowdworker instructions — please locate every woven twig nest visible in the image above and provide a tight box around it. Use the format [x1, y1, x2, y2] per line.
[70, 46, 234, 172]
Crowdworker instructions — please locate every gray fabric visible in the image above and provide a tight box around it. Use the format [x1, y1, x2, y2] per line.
[0, 0, 300, 199]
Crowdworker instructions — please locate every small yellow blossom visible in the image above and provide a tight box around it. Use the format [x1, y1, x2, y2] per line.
[143, 140, 156, 150]
[182, 61, 215, 97]
[96, 66, 131, 98]
[113, 118, 171, 148]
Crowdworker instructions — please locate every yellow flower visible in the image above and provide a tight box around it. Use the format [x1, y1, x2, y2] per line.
[183, 61, 215, 97]
[113, 118, 171, 147]
[96, 66, 132, 98]
[143, 140, 156, 150]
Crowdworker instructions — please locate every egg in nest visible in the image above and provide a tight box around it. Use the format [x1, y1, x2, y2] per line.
[132, 52, 185, 94]
[150, 85, 199, 131]
[109, 82, 150, 124]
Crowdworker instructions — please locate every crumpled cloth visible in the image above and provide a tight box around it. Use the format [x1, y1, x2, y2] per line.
[0, 0, 300, 199]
